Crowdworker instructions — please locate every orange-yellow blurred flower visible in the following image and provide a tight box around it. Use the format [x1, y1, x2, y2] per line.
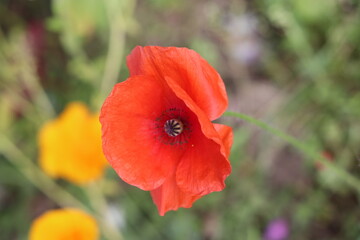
[29, 208, 99, 240]
[38, 102, 107, 184]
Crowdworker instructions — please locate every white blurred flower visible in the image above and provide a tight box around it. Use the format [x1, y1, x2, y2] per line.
[225, 14, 262, 65]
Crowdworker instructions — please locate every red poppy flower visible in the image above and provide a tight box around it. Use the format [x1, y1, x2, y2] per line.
[100, 46, 233, 215]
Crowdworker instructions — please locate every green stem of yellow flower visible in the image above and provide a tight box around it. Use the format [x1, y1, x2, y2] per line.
[0, 134, 123, 240]
[86, 181, 124, 240]
[0, 134, 88, 210]
[224, 111, 360, 193]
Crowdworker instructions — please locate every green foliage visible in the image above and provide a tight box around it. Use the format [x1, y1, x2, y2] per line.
[0, 0, 360, 239]
[48, 0, 108, 55]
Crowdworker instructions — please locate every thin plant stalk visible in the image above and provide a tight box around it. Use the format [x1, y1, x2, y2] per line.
[0, 134, 123, 240]
[99, 1, 126, 99]
[86, 181, 124, 240]
[224, 111, 360, 193]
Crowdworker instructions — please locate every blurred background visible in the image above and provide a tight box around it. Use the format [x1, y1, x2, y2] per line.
[0, 0, 360, 239]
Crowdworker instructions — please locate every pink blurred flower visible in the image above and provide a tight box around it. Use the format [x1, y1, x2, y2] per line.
[263, 218, 289, 240]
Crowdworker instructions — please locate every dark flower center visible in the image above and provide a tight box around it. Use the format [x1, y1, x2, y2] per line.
[154, 108, 191, 145]
[164, 119, 183, 137]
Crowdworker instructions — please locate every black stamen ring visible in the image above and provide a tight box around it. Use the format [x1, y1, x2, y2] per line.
[164, 119, 184, 137]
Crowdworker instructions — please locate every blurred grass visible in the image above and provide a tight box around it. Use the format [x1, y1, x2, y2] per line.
[0, 0, 360, 239]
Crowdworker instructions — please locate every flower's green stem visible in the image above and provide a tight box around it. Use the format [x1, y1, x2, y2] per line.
[224, 111, 360, 193]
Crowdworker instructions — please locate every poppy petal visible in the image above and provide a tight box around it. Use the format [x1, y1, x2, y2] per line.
[127, 46, 228, 121]
[150, 173, 201, 216]
[165, 77, 231, 196]
[166, 76, 231, 164]
[213, 124, 233, 158]
[100, 75, 186, 191]
[176, 136, 231, 196]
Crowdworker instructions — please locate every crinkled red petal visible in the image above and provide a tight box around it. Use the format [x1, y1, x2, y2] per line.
[164, 77, 232, 196]
[213, 124, 233, 158]
[100, 75, 188, 190]
[150, 173, 201, 216]
[127, 46, 228, 121]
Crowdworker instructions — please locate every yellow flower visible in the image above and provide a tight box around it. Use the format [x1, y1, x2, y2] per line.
[29, 208, 99, 240]
[38, 102, 107, 184]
